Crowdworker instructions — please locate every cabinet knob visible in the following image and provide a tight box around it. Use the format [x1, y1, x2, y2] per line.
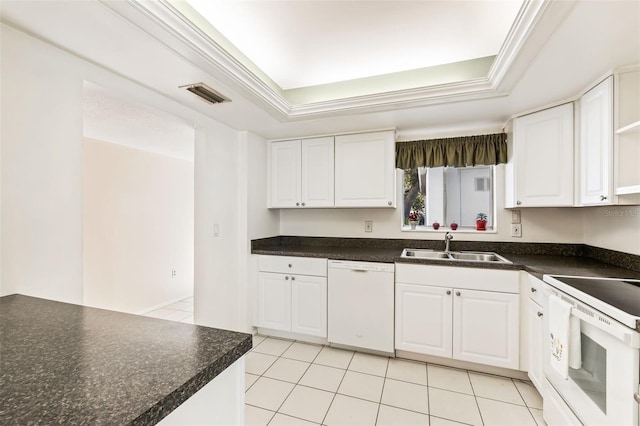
[600, 195, 607, 201]
[537, 311, 543, 317]
[446, 290, 451, 295]
[388, 201, 392, 206]
[531, 287, 537, 293]
[296, 202, 300, 206]
[634, 393, 640, 404]
[285, 276, 289, 280]
[291, 276, 295, 281]
[456, 291, 461, 296]
[302, 202, 306, 207]
[288, 264, 292, 268]
[516, 201, 522, 205]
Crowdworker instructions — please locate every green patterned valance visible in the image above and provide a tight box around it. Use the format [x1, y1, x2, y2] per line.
[396, 133, 507, 169]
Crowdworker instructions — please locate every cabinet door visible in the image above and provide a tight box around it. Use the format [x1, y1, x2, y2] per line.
[257, 272, 291, 331]
[270, 140, 301, 208]
[291, 275, 327, 337]
[395, 283, 453, 358]
[528, 298, 545, 390]
[334, 131, 396, 208]
[509, 104, 574, 207]
[579, 76, 613, 205]
[301, 137, 334, 207]
[453, 289, 519, 369]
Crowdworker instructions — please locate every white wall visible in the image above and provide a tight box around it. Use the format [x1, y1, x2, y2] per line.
[1, 24, 250, 334]
[583, 205, 640, 255]
[280, 166, 585, 244]
[83, 138, 194, 313]
[1, 24, 84, 301]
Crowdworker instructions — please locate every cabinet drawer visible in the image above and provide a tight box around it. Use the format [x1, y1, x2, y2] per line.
[526, 274, 545, 305]
[395, 263, 519, 293]
[258, 255, 327, 276]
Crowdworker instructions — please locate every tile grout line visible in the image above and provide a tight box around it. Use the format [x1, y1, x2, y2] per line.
[320, 346, 356, 425]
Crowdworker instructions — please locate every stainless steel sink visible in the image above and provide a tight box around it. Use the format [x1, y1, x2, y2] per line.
[401, 249, 511, 263]
[400, 249, 450, 259]
[447, 252, 511, 263]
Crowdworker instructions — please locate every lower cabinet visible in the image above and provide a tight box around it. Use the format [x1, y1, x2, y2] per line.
[257, 256, 327, 338]
[395, 264, 520, 370]
[524, 274, 546, 390]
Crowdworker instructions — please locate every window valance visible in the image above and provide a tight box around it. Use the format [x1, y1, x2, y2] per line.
[395, 133, 507, 169]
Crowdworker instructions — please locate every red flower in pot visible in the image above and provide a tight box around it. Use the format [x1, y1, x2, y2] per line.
[476, 213, 488, 231]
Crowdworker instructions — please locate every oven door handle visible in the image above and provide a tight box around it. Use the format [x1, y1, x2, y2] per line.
[571, 307, 640, 348]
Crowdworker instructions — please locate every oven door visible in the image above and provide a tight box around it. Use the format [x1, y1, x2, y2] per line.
[543, 289, 640, 425]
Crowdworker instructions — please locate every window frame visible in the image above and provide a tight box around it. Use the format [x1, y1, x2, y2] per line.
[400, 165, 498, 233]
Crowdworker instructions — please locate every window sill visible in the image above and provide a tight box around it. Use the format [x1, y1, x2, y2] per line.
[401, 226, 497, 234]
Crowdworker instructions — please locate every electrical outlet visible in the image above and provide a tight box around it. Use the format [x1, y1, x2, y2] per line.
[511, 223, 522, 238]
[364, 220, 373, 233]
[511, 210, 521, 224]
[171, 268, 177, 278]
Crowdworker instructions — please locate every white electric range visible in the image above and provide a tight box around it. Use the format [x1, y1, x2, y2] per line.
[542, 274, 640, 426]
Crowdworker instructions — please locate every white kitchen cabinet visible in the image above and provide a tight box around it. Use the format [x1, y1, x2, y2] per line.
[257, 272, 291, 332]
[527, 296, 545, 390]
[291, 274, 327, 337]
[453, 288, 520, 369]
[395, 264, 520, 370]
[334, 130, 396, 208]
[613, 66, 640, 203]
[395, 283, 453, 358]
[269, 137, 334, 208]
[578, 76, 613, 205]
[256, 256, 327, 339]
[506, 103, 574, 207]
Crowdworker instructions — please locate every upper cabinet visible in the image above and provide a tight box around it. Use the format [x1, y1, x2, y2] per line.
[613, 67, 640, 203]
[577, 76, 614, 205]
[269, 137, 334, 208]
[334, 130, 396, 208]
[506, 103, 575, 208]
[269, 130, 396, 209]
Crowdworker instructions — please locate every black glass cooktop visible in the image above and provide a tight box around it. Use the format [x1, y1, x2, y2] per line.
[557, 277, 640, 317]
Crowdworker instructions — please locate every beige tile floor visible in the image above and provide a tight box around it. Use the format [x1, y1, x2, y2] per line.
[246, 335, 545, 426]
[144, 297, 194, 324]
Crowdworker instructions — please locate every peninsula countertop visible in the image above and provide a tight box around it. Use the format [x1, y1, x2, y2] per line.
[0, 294, 252, 425]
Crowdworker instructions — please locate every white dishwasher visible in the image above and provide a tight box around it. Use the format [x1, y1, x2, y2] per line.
[328, 260, 395, 355]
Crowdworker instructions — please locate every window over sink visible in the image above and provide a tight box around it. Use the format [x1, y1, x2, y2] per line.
[402, 165, 495, 231]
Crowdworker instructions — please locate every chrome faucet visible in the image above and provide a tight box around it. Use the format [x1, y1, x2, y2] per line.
[444, 232, 453, 252]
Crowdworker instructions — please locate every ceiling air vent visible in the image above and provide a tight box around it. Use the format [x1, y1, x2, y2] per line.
[180, 83, 230, 105]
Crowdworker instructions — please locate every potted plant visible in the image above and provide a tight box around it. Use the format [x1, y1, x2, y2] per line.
[476, 213, 488, 231]
[408, 211, 420, 230]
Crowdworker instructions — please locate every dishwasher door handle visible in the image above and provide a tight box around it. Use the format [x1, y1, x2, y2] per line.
[351, 269, 369, 272]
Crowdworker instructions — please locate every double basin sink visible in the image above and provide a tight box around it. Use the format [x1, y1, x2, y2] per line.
[401, 248, 511, 264]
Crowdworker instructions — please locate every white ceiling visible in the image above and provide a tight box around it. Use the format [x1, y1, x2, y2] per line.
[187, 0, 523, 90]
[1, 0, 639, 141]
[83, 83, 195, 161]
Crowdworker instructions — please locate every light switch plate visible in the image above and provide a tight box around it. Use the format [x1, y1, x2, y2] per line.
[511, 210, 521, 224]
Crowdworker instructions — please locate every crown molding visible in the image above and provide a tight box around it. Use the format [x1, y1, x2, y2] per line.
[103, 0, 561, 120]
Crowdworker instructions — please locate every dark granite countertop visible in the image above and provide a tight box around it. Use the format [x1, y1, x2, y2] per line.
[252, 236, 640, 280]
[0, 295, 252, 425]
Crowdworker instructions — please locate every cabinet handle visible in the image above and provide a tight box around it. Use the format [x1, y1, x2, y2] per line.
[288, 264, 292, 268]
[516, 201, 522, 205]
[456, 291, 461, 296]
[291, 276, 296, 281]
[285, 276, 289, 280]
[302, 202, 306, 207]
[446, 290, 451, 295]
[296, 202, 300, 206]
[388, 201, 392, 206]
[537, 311, 543, 317]
[634, 393, 640, 404]
[600, 195, 607, 201]
[531, 287, 537, 293]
